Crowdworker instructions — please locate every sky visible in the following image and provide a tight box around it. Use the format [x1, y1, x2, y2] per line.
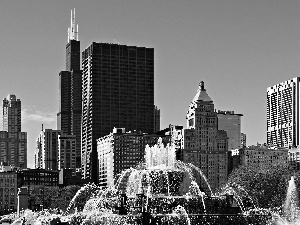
[0, 0, 299, 168]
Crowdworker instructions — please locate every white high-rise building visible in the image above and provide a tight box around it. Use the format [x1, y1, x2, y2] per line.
[267, 77, 300, 148]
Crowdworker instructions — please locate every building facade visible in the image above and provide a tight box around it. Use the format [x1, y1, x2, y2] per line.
[97, 128, 171, 188]
[82, 42, 155, 182]
[17, 169, 59, 187]
[267, 77, 300, 148]
[57, 9, 82, 168]
[239, 145, 288, 167]
[217, 110, 243, 150]
[0, 167, 17, 215]
[241, 133, 246, 148]
[57, 134, 76, 170]
[57, 71, 72, 134]
[288, 147, 300, 171]
[227, 149, 240, 176]
[154, 106, 160, 133]
[0, 167, 60, 215]
[18, 168, 59, 212]
[183, 82, 228, 192]
[35, 129, 63, 171]
[0, 95, 27, 168]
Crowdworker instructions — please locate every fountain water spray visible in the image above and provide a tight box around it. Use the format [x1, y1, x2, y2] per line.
[11, 138, 249, 225]
[283, 176, 299, 223]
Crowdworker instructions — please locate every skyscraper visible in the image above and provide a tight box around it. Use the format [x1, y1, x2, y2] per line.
[267, 77, 299, 148]
[0, 94, 27, 168]
[81, 42, 155, 182]
[57, 9, 82, 167]
[58, 71, 71, 134]
[183, 82, 228, 191]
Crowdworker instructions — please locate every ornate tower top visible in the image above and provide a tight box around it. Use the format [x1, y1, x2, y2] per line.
[200, 81, 205, 91]
[192, 81, 212, 102]
[68, 8, 78, 43]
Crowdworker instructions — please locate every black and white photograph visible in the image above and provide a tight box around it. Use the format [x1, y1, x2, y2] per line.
[0, 1, 299, 224]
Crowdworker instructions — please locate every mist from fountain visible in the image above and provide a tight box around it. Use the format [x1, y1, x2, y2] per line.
[283, 176, 299, 222]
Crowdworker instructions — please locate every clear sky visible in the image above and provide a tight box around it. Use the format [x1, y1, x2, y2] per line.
[0, 0, 299, 168]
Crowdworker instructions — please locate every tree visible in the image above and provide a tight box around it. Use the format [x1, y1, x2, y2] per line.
[225, 163, 292, 209]
[29, 185, 82, 211]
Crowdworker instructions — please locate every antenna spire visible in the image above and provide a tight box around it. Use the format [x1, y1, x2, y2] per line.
[68, 8, 78, 43]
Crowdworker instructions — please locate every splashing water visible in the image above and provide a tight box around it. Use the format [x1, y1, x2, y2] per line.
[284, 176, 299, 221]
[145, 138, 176, 169]
[65, 183, 100, 214]
[11, 138, 248, 225]
[171, 205, 191, 225]
[219, 182, 258, 213]
[268, 176, 300, 225]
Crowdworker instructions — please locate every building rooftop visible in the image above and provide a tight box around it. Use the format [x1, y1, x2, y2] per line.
[242, 146, 288, 152]
[217, 110, 243, 116]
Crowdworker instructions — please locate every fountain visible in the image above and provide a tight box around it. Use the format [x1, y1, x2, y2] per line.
[6, 138, 251, 225]
[268, 176, 300, 225]
[65, 138, 248, 224]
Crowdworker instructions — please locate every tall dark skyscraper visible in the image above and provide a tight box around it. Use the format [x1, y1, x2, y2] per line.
[81, 42, 155, 182]
[57, 9, 82, 167]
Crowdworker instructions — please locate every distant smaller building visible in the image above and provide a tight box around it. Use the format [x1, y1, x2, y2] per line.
[239, 145, 288, 167]
[228, 145, 289, 176]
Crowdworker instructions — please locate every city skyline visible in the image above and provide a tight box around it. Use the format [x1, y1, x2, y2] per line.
[0, 0, 299, 168]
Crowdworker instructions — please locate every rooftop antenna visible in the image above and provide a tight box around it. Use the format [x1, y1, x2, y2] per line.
[76, 24, 78, 41]
[68, 8, 78, 43]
